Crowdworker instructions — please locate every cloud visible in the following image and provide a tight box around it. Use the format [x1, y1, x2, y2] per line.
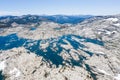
[0, 11, 21, 16]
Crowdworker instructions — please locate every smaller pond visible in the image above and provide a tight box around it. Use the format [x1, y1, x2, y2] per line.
[30, 27, 36, 31]
[0, 71, 4, 80]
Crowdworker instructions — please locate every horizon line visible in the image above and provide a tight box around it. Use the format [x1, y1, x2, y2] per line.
[0, 13, 120, 17]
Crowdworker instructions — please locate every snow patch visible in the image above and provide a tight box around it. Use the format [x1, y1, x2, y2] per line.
[114, 74, 120, 80]
[98, 69, 110, 75]
[9, 67, 21, 77]
[105, 31, 117, 35]
[107, 18, 119, 22]
[114, 23, 120, 26]
[106, 31, 111, 35]
[96, 51, 105, 55]
[0, 61, 6, 71]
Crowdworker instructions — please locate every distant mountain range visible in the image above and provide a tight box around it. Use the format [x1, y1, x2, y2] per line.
[0, 15, 93, 28]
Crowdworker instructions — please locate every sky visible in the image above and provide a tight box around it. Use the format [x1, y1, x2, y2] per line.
[0, 0, 120, 16]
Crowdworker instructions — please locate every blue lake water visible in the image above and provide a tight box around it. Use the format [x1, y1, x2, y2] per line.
[30, 27, 36, 31]
[0, 34, 26, 50]
[0, 34, 104, 67]
[0, 71, 4, 80]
